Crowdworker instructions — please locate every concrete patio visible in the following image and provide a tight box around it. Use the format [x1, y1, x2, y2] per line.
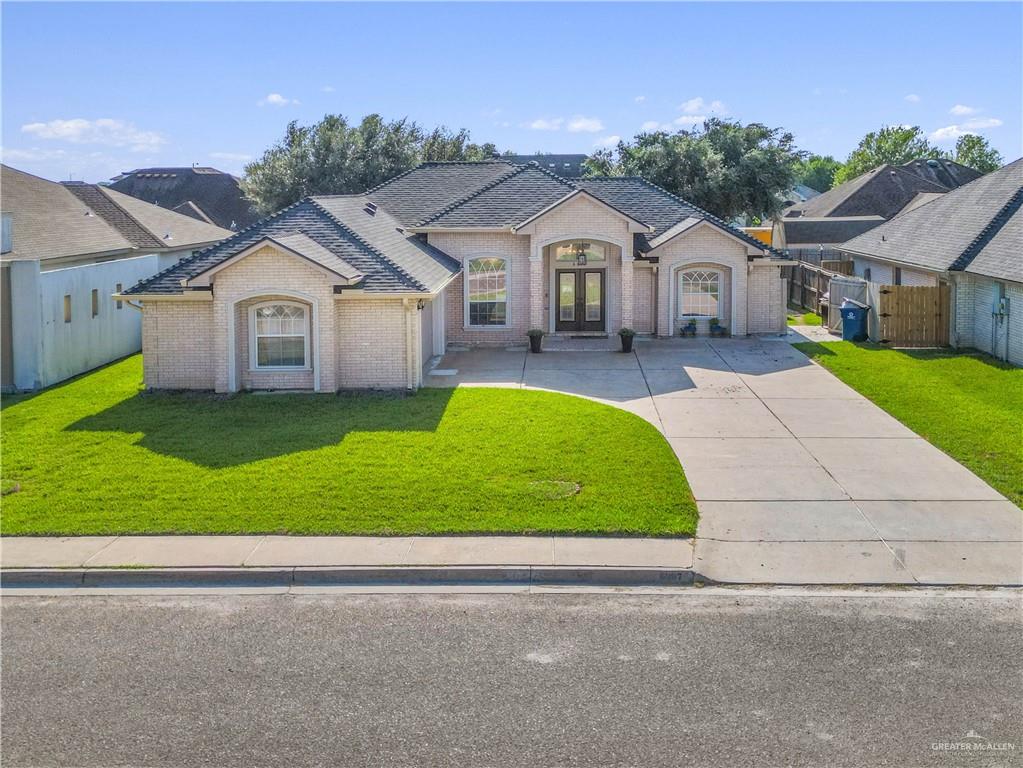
[424, 336, 1022, 585]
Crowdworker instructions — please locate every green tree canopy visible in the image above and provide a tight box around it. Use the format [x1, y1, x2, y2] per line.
[794, 154, 842, 192]
[833, 125, 946, 185]
[242, 114, 498, 215]
[953, 134, 1003, 173]
[584, 118, 801, 222]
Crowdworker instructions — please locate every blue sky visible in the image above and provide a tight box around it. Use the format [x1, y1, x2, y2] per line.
[3, 2, 1020, 182]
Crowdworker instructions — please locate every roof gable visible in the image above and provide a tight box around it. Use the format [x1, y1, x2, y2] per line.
[185, 233, 363, 287]
[787, 164, 951, 219]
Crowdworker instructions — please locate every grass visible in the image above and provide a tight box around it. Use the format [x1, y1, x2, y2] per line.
[795, 341, 1023, 506]
[787, 306, 823, 326]
[0, 355, 697, 536]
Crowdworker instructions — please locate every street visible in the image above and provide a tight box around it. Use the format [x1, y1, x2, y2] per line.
[2, 590, 1021, 767]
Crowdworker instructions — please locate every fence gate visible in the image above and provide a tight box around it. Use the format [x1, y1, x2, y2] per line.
[877, 284, 950, 347]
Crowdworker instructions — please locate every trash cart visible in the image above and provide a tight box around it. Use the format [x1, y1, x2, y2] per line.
[840, 299, 869, 342]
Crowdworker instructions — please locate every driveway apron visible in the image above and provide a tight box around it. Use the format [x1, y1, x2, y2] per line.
[424, 338, 1021, 585]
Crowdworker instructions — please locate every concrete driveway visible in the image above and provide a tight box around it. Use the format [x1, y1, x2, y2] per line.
[425, 338, 1021, 585]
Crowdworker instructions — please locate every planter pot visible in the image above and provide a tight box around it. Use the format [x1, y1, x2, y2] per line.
[620, 335, 634, 353]
[528, 335, 543, 353]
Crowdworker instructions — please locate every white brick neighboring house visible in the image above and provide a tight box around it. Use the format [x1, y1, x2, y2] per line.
[123, 160, 788, 392]
[839, 158, 1023, 366]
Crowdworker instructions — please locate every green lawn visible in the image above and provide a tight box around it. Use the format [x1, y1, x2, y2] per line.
[0, 356, 696, 536]
[795, 342, 1023, 506]
[787, 306, 823, 326]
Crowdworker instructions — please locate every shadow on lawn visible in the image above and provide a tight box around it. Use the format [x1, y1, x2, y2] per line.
[67, 389, 454, 468]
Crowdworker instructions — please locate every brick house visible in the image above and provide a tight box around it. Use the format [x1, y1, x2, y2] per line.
[122, 160, 789, 392]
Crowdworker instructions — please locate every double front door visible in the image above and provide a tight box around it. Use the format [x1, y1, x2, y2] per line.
[556, 269, 605, 332]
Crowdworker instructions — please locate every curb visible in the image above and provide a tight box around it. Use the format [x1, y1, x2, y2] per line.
[0, 565, 695, 589]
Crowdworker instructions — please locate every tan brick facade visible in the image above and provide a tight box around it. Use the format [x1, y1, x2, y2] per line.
[747, 264, 787, 334]
[141, 300, 215, 389]
[632, 265, 655, 334]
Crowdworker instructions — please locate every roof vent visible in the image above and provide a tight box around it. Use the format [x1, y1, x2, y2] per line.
[163, 233, 173, 240]
[364, 201, 378, 216]
[926, 159, 941, 168]
[890, 170, 897, 177]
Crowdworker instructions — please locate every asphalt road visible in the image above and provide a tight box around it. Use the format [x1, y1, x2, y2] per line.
[3, 590, 1021, 767]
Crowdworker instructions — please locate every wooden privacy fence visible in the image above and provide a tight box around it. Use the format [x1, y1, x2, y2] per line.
[876, 284, 950, 347]
[787, 261, 855, 312]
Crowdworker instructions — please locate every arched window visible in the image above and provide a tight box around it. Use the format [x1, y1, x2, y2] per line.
[249, 301, 309, 368]
[552, 240, 607, 265]
[466, 257, 508, 327]
[678, 269, 721, 317]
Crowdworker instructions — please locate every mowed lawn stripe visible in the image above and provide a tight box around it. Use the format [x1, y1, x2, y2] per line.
[795, 341, 1022, 507]
[1, 356, 696, 536]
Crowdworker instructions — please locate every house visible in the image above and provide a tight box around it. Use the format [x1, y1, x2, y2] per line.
[839, 158, 1022, 365]
[773, 159, 982, 256]
[0, 165, 231, 391]
[503, 154, 589, 178]
[121, 160, 789, 392]
[108, 166, 258, 231]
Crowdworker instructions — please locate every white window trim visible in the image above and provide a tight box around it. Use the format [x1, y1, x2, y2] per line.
[463, 255, 511, 330]
[676, 268, 723, 319]
[248, 300, 312, 371]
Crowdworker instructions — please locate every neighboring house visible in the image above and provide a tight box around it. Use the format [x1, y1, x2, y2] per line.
[839, 158, 1022, 365]
[0, 165, 231, 391]
[108, 166, 259, 231]
[123, 160, 788, 393]
[503, 154, 589, 178]
[773, 159, 982, 254]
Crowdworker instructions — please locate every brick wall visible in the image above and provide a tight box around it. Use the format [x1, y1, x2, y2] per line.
[335, 298, 414, 388]
[633, 266, 655, 333]
[747, 264, 787, 334]
[652, 226, 749, 337]
[236, 294, 315, 391]
[428, 231, 530, 346]
[141, 301, 215, 389]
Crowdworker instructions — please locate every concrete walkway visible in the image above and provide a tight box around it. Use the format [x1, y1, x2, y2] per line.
[425, 336, 1022, 585]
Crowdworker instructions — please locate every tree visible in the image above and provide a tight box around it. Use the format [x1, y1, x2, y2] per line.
[583, 119, 801, 222]
[794, 154, 842, 192]
[241, 114, 498, 215]
[953, 134, 1002, 173]
[833, 125, 946, 185]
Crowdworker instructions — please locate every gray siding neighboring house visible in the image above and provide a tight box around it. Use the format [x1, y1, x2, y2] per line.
[839, 158, 1023, 365]
[1, 165, 231, 391]
[773, 159, 983, 254]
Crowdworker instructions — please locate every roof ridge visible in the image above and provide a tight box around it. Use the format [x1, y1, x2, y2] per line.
[126, 196, 311, 293]
[949, 185, 1023, 272]
[415, 164, 530, 226]
[96, 186, 167, 247]
[362, 159, 516, 198]
[309, 198, 428, 291]
[630, 176, 779, 255]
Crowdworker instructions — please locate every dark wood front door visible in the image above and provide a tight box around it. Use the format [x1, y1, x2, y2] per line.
[555, 269, 605, 332]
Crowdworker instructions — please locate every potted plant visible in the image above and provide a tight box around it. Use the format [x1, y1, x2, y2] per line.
[526, 328, 545, 354]
[682, 318, 698, 337]
[618, 327, 636, 353]
[709, 317, 727, 337]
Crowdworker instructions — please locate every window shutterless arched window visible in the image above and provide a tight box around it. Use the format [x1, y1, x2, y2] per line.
[466, 257, 508, 327]
[249, 301, 309, 368]
[678, 269, 721, 317]
[552, 240, 607, 264]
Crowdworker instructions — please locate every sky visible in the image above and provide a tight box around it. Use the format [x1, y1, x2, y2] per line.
[2, 2, 1020, 183]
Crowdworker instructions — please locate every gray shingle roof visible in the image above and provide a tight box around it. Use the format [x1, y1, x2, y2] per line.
[109, 166, 258, 230]
[840, 158, 1023, 283]
[419, 165, 574, 227]
[62, 183, 165, 249]
[125, 196, 459, 296]
[780, 216, 885, 247]
[367, 161, 514, 226]
[504, 154, 588, 178]
[901, 158, 982, 190]
[786, 164, 952, 220]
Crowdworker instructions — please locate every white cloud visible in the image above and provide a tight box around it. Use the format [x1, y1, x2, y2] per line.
[210, 152, 252, 163]
[21, 118, 165, 152]
[634, 95, 646, 103]
[258, 93, 299, 107]
[929, 117, 1004, 142]
[673, 115, 707, 128]
[321, 85, 335, 93]
[1, 146, 69, 163]
[641, 120, 674, 132]
[678, 97, 726, 115]
[949, 104, 978, 116]
[527, 118, 564, 131]
[566, 115, 604, 133]
[904, 94, 921, 103]
[593, 135, 621, 148]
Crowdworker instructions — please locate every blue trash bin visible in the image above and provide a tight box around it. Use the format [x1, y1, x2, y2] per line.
[840, 299, 869, 342]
